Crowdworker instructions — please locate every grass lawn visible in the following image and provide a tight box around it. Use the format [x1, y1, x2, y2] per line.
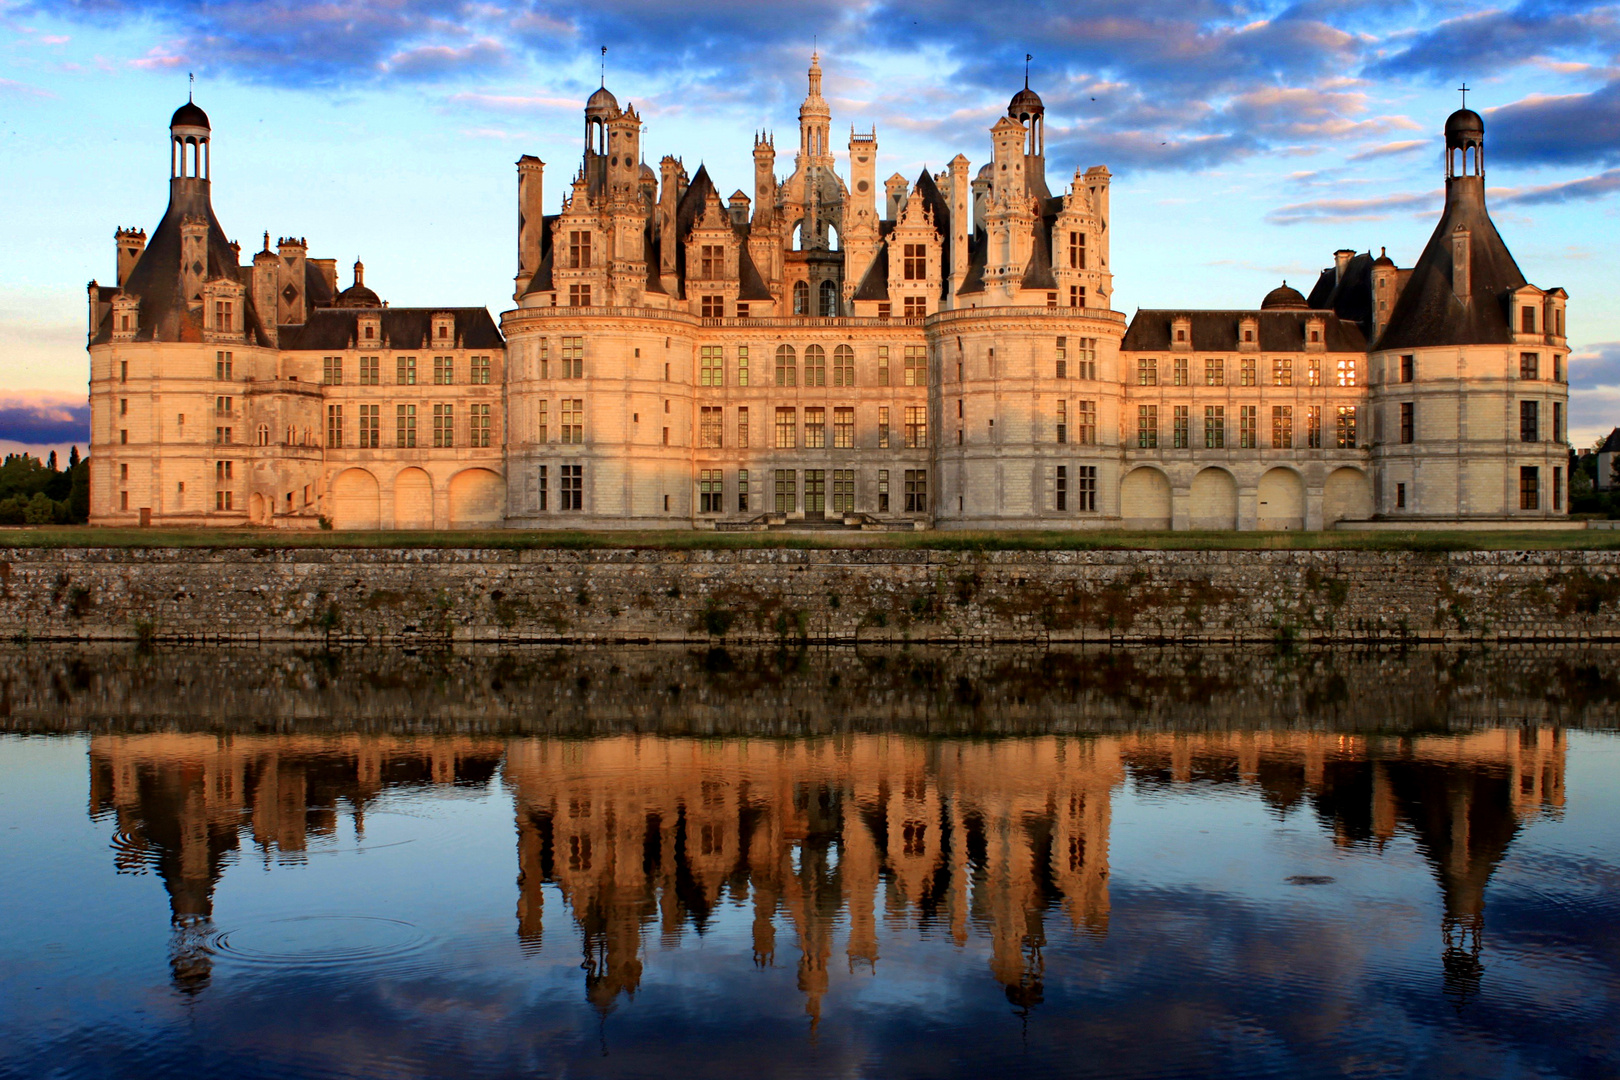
[0, 525, 1617, 552]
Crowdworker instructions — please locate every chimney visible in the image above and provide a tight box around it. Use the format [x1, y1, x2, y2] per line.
[179, 215, 208, 303]
[252, 232, 279, 346]
[516, 155, 545, 296]
[659, 156, 682, 285]
[885, 174, 909, 222]
[728, 190, 751, 228]
[115, 227, 147, 288]
[949, 155, 970, 296]
[276, 236, 308, 325]
[1333, 248, 1355, 284]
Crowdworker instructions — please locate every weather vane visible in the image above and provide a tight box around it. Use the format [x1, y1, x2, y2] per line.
[1025, 54, 1032, 89]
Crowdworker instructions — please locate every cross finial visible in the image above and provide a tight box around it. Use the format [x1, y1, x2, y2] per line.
[1458, 82, 1469, 109]
[188, 71, 194, 101]
[1025, 54, 1032, 89]
[600, 45, 606, 88]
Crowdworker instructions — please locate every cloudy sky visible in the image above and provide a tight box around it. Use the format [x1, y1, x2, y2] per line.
[1, 0, 1617, 452]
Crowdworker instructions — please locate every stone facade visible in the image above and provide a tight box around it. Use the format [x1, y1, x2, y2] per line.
[2, 547, 1616, 645]
[87, 73, 1571, 531]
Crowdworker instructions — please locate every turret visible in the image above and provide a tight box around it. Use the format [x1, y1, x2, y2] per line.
[849, 128, 877, 220]
[798, 52, 832, 164]
[752, 133, 776, 227]
[169, 99, 211, 187]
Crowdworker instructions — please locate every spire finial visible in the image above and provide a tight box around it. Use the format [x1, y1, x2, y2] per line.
[1458, 82, 1469, 109]
[262, 230, 269, 252]
[1025, 54, 1032, 89]
[188, 72, 194, 102]
[600, 45, 606, 88]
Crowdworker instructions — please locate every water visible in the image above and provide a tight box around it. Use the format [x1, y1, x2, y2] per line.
[1, 645, 1617, 1079]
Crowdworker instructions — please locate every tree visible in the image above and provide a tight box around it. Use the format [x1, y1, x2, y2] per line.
[68, 445, 79, 469]
[47, 450, 57, 471]
[67, 457, 89, 523]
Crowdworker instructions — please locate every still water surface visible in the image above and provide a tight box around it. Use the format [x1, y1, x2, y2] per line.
[1, 645, 1617, 1079]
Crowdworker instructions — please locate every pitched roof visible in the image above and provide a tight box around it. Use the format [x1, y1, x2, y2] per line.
[1121, 310, 1367, 352]
[1375, 183, 1527, 351]
[1305, 252, 1374, 333]
[276, 308, 504, 351]
[852, 241, 890, 301]
[1600, 427, 1620, 454]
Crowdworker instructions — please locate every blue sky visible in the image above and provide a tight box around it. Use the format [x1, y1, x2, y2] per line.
[1, 0, 1618, 455]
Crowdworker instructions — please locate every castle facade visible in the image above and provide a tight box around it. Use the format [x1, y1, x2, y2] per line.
[86, 60, 1572, 530]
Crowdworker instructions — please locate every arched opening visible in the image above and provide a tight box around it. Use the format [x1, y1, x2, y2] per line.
[791, 220, 805, 250]
[1257, 467, 1305, 530]
[332, 468, 381, 530]
[1188, 467, 1238, 530]
[256, 424, 269, 446]
[775, 344, 797, 387]
[393, 467, 434, 529]
[1464, 145, 1474, 175]
[1120, 467, 1171, 530]
[248, 492, 267, 526]
[448, 468, 505, 528]
[804, 344, 826, 386]
[1323, 467, 1373, 526]
[819, 280, 838, 317]
[793, 280, 810, 316]
[828, 223, 840, 251]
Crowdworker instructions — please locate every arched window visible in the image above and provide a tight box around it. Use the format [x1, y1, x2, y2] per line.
[793, 280, 810, 315]
[819, 280, 838, 317]
[804, 345, 826, 387]
[775, 344, 796, 387]
[834, 344, 855, 387]
[256, 424, 269, 446]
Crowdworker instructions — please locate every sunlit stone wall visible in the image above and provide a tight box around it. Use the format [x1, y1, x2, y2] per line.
[0, 547, 1616, 645]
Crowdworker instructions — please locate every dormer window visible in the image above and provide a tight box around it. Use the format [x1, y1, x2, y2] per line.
[1521, 306, 1536, 333]
[432, 313, 454, 343]
[359, 315, 380, 342]
[1245, 330, 1254, 342]
[1176, 329, 1186, 342]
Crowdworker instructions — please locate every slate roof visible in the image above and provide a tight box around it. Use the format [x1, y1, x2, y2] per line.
[276, 308, 504, 351]
[1121, 310, 1367, 353]
[1600, 427, 1620, 454]
[852, 242, 890, 301]
[1374, 183, 1527, 351]
[1306, 252, 1375, 333]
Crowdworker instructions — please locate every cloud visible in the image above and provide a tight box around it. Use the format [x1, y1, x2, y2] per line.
[1488, 80, 1620, 167]
[1493, 168, 1620, 207]
[385, 38, 507, 80]
[1371, 3, 1620, 81]
[1569, 342, 1620, 388]
[1346, 139, 1424, 161]
[0, 76, 55, 97]
[448, 91, 579, 114]
[1265, 189, 1436, 224]
[0, 394, 89, 446]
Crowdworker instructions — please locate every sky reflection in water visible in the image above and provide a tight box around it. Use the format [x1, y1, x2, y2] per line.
[1, 655, 1617, 1079]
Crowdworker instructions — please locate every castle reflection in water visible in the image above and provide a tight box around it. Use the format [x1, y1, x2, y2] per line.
[89, 727, 1565, 1015]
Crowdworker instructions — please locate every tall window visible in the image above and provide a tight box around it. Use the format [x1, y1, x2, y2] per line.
[327, 404, 343, 448]
[1205, 358, 1224, 386]
[1306, 405, 1322, 449]
[877, 346, 890, 386]
[737, 469, 749, 513]
[471, 356, 491, 384]
[569, 231, 591, 269]
[1076, 338, 1097, 380]
[1239, 405, 1256, 449]
[433, 404, 454, 448]
[1055, 465, 1068, 511]
[805, 407, 826, 449]
[1554, 401, 1565, 443]
[833, 345, 855, 387]
[323, 356, 342, 385]
[539, 338, 549, 379]
[1056, 337, 1067, 379]
[1519, 466, 1540, 510]
[700, 407, 723, 448]
[834, 407, 854, 449]
[804, 469, 825, 513]
[878, 470, 890, 513]
[1399, 402, 1414, 444]
[904, 345, 927, 387]
[1521, 306, 1536, 333]
[1173, 405, 1189, 448]
[701, 345, 724, 387]
[1273, 358, 1292, 387]
[775, 407, 796, 449]
[396, 404, 416, 448]
[1137, 405, 1158, 449]
[699, 470, 722, 513]
[561, 337, 583, 378]
[561, 464, 583, 511]
[537, 401, 548, 444]
[1068, 231, 1086, 269]
[471, 404, 490, 447]
[1307, 359, 1321, 387]
[804, 345, 826, 387]
[793, 280, 809, 315]
[904, 406, 927, 448]
[569, 283, 591, 306]
[878, 406, 890, 449]
[737, 406, 749, 449]
[1337, 358, 1357, 387]
[360, 404, 379, 448]
[1272, 405, 1293, 449]
[1520, 400, 1539, 442]
[397, 356, 416, 385]
[701, 295, 723, 318]
[903, 296, 926, 318]
[699, 244, 722, 278]
[1520, 352, 1539, 380]
[537, 465, 548, 512]
[1399, 354, 1414, 383]
[561, 399, 583, 444]
[737, 346, 749, 387]
[774, 469, 796, 513]
[1335, 406, 1356, 449]
[820, 280, 838, 317]
[1206, 406, 1225, 448]
[1173, 357, 1189, 386]
[904, 469, 927, 513]
[775, 345, 796, 387]
[903, 243, 926, 280]
[434, 356, 453, 385]
[1137, 358, 1158, 386]
[833, 470, 854, 514]
[360, 356, 379, 385]
[1077, 466, 1097, 512]
[1055, 400, 1068, 444]
[1240, 358, 1256, 387]
[215, 395, 233, 417]
[216, 351, 233, 380]
[1077, 400, 1096, 446]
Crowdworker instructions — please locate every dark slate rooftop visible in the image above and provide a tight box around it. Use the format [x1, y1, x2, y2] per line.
[1122, 310, 1367, 353]
[277, 308, 504, 351]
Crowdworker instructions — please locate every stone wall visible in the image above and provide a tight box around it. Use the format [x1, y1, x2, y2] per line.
[1, 546, 1618, 646]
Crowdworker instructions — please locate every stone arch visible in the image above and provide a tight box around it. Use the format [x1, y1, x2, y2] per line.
[1257, 467, 1306, 530]
[1121, 467, 1171, 529]
[393, 467, 434, 529]
[448, 468, 505, 529]
[331, 468, 380, 530]
[1188, 467, 1238, 530]
[792, 279, 810, 315]
[248, 492, 268, 526]
[1323, 466, 1373, 526]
